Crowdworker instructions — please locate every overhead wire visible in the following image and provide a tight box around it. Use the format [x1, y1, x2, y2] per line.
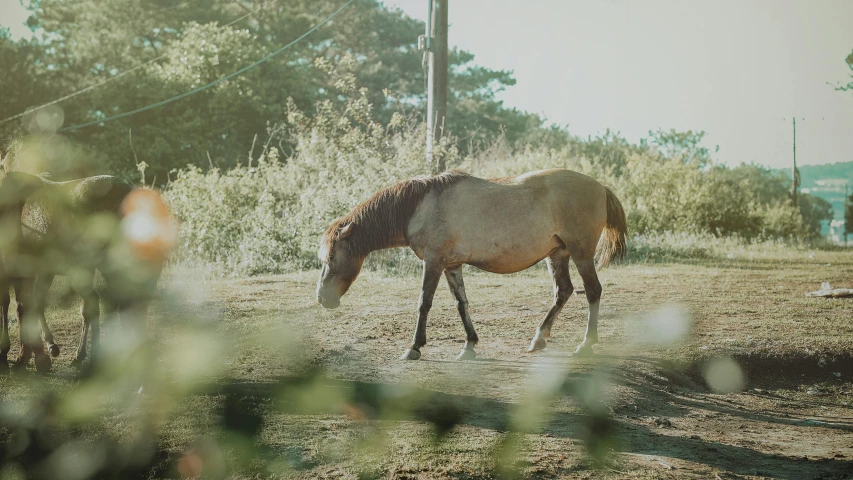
[1, 0, 354, 141]
[42, 0, 353, 135]
[0, 3, 261, 128]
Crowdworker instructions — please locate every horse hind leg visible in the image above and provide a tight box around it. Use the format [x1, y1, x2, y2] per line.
[40, 318, 60, 357]
[71, 273, 98, 368]
[444, 266, 478, 360]
[15, 279, 52, 373]
[571, 256, 602, 357]
[13, 282, 31, 370]
[528, 248, 573, 352]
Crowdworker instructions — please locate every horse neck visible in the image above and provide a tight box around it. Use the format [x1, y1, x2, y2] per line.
[349, 220, 410, 256]
[341, 174, 467, 257]
[345, 199, 417, 256]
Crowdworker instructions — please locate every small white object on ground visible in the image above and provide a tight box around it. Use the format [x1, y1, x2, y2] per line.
[805, 282, 853, 298]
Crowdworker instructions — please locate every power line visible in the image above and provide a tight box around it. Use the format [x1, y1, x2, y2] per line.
[1, 0, 353, 142]
[0, 5, 260, 128]
[157, 0, 205, 13]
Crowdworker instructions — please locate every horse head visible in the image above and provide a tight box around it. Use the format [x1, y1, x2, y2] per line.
[316, 222, 365, 309]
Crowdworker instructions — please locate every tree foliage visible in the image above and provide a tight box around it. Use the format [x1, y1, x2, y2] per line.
[840, 49, 853, 91]
[1, 0, 542, 179]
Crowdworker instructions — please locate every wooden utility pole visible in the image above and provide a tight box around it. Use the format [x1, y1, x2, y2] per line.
[791, 117, 798, 208]
[845, 182, 849, 246]
[423, 0, 448, 173]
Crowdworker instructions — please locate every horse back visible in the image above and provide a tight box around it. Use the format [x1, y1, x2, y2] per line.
[436, 169, 607, 231]
[66, 175, 134, 215]
[8, 174, 132, 256]
[407, 169, 608, 271]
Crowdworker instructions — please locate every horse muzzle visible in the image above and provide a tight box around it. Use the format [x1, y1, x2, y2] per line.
[317, 293, 340, 310]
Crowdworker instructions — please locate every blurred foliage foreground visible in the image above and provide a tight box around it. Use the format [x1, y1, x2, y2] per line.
[0, 284, 629, 479]
[0, 158, 181, 477]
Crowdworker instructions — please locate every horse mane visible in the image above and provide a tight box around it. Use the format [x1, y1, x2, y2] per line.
[325, 170, 471, 257]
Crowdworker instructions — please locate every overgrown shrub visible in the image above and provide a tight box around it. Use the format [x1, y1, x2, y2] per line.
[166, 59, 458, 274]
[163, 61, 834, 275]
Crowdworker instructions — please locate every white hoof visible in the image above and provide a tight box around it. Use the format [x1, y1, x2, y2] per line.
[528, 338, 547, 352]
[400, 348, 421, 360]
[574, 343, 595, 357]
[456, 347, 477, 361]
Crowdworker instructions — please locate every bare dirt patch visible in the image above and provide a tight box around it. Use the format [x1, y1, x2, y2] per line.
[195, 253, 852, 478]
[2, 253, 853, 478]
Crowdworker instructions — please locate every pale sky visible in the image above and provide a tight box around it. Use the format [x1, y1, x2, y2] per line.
[385, 0, 853, 168]
[3, 0, 852, 168]
[0, 0, 30, 40]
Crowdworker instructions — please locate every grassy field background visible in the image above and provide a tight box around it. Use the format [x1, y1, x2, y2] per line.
[1, 250, 852, 479]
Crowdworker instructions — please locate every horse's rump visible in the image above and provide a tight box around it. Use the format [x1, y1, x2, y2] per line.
[595, 186, 628, 268]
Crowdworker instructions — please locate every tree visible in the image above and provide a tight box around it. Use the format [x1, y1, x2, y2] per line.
[564, 130, 649, 177]
[846, 187, 853, 238]
[0, 30, 65, 139]
[798, 193, 834, 238]
[839, 50, 853, 91]
[1, 0, 536, 179]
[645, 129, 715, 168]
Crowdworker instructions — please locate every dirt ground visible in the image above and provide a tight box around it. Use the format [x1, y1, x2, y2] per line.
[2, 251, 853, 479]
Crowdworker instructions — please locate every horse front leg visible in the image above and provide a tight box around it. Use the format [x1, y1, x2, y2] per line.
[400, 260, 444, 360]
[444, 266, 479, 360]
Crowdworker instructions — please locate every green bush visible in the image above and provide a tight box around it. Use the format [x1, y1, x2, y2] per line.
[166, 60, 460, 274]
[163, 62, 835, 275]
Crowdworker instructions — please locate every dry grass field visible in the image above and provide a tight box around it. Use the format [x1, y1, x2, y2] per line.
[2, 250, 852, 479]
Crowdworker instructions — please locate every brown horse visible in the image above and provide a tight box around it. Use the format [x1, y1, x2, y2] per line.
[316, 168, 627, 360]
[0, 161, 171, 373]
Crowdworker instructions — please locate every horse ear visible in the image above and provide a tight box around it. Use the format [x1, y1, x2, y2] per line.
[339, 223, 353, 238]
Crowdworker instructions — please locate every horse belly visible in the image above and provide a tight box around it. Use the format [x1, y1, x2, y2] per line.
[457, 226, 561, 274]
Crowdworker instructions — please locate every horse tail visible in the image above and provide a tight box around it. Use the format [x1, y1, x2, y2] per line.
[595, 186, 628, 269]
